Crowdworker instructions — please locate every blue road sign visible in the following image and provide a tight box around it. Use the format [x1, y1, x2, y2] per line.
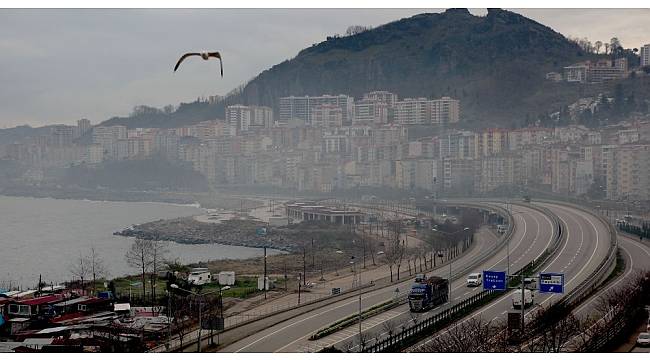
[539, 272, 564, 294]
[483, 270, 507, 291]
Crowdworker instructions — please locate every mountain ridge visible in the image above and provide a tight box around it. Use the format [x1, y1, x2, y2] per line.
[99, 9, 595, 128]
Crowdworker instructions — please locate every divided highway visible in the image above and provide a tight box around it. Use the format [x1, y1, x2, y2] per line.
[220, 203, 558, 352]
[413, 202, 613, 350]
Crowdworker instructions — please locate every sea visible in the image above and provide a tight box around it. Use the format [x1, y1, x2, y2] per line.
[0, 195, 281, 289]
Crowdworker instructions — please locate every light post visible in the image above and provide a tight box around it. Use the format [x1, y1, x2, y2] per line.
[166, 289, 171, 351]
[170, 284, 223, 353]
[432, 227, 469, 302]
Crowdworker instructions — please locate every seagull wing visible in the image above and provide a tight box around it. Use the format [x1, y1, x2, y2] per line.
[208, 52, 223, 77]
[173, 53, 201, 72]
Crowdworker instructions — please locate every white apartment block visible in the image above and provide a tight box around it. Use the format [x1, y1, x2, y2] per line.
[226, 105, 252, 134]
[353, 100, 388, 124]
[362, 91, 398, 107]
[641, 44, 650, 67]
[311, 104, 343, 129]
[279, 95, 354, 124]
[606, 144, 650, 201]
[431, 97, 460, 124]
[395, 98, 430, 125]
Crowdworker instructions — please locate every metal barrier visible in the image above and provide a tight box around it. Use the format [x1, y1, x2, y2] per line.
[359, 202, 566, 353]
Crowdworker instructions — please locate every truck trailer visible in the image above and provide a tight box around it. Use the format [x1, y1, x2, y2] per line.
[408, 276, 449, 312]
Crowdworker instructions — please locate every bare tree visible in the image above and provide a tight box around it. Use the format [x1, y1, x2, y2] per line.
[149, 239, 169, 304]
[523, 303, 580, 352]
[87, 247, 107, 295]
[421, 317, 497, 352]
[382, 319, 397, 338]
[69, 251, 90, 294]
[125, 239, 153, 301]
[384, 222, 404, 282]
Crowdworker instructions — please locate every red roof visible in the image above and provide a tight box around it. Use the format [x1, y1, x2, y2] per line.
[20, 295, 63, 306]
[79, 297, 108, 306]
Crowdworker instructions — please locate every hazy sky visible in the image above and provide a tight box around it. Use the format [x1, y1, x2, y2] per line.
[1, 8, 649, 128]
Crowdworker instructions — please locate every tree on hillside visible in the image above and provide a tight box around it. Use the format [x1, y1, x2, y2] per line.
[149, 239, 169, 304]
[125, 239, 153, 301]
[69, 252, 90, 294]
[88, 247, 107, 295]
[594, 41, 602, 54]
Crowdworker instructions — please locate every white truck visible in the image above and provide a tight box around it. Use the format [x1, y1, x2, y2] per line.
[187, 268, 212, 286]
[497, 225, 507, 234]
[512, 289, 534, 309]
[466, 273, 482, 287]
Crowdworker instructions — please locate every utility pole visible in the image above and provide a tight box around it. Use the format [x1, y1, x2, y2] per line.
[298, 273, 302, 305]
[303, 247, 307, 286]
[357, 260, 362, 352]
[520, 273, 525, 334]
[284, 260, 288, 291]
[197, 295, 203, 352]
[263, 246, 267, 300]
[166, 290, 172, 351]
[311, 237, 315, 268]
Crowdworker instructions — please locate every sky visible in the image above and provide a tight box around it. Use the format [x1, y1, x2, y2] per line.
[1, 8, 649, 128]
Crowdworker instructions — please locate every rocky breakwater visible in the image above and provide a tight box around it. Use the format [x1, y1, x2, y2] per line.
[114, 217, 296, 252]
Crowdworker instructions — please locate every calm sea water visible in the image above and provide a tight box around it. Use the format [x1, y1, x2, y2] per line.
[0, 195, 280, 288]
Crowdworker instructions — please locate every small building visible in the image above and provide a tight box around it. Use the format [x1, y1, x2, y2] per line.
[187, 268, 212, 285]
[257, 276, 274, 291]
[8, 295, 65, 318]
[113, 303, 131, 315]
[218, 271, 236, 286]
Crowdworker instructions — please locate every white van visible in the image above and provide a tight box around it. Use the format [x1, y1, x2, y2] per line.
[187, 268, 212, 286]
[512, 289, 534, 309]
[466, 273, 482, 287]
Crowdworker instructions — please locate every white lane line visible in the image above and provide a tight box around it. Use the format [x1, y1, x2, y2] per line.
[419, 208, 556, 346]
[574, 245, 634, 315]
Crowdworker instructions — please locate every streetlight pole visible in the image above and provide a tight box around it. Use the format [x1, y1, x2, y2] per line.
[170, 284, 223, 353]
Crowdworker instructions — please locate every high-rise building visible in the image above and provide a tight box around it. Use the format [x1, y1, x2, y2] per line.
[279, 95, 354, 124]
[311, 104, 343, 129]
[641, 44, 650, 67]
[431, 97, 460, 124]
[226, 105, 252, 134]
[50, 125, 75, 146]
[362, 91, 398, 107]
[395, 98, 430, 125]
[395, 97, 460, 125]
[353, 100, 388, 124]
[77, 118, 91, 138]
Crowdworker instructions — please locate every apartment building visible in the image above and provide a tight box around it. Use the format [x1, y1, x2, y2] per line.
[641, 44, 650, 67]
[311, 104, 343, 129]
[353, 100, 388, 124]
[279, 95, 354, 124]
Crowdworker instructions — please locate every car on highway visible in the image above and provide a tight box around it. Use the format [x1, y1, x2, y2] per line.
[466, 273, 482, 287]
[636, 332, 650, 347]
[512, 289, 534, 309]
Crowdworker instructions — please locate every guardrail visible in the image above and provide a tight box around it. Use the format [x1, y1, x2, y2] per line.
[163, 200, 506, 353]
[352, 200, 518, 286]
[533, 200, 618, 310]
[359, 202, 566, 353]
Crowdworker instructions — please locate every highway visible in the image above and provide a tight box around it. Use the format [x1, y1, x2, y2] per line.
[413, 202, 614, 350]
[219, 203, 557, 352]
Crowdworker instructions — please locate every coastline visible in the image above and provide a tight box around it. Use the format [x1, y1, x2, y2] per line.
[0, 185, 263, 210]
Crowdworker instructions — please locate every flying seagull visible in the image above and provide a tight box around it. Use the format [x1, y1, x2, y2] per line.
[173, 51, 223, 77]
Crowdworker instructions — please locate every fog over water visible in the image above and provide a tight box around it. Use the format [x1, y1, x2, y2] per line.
[0, 196, 280, 288]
